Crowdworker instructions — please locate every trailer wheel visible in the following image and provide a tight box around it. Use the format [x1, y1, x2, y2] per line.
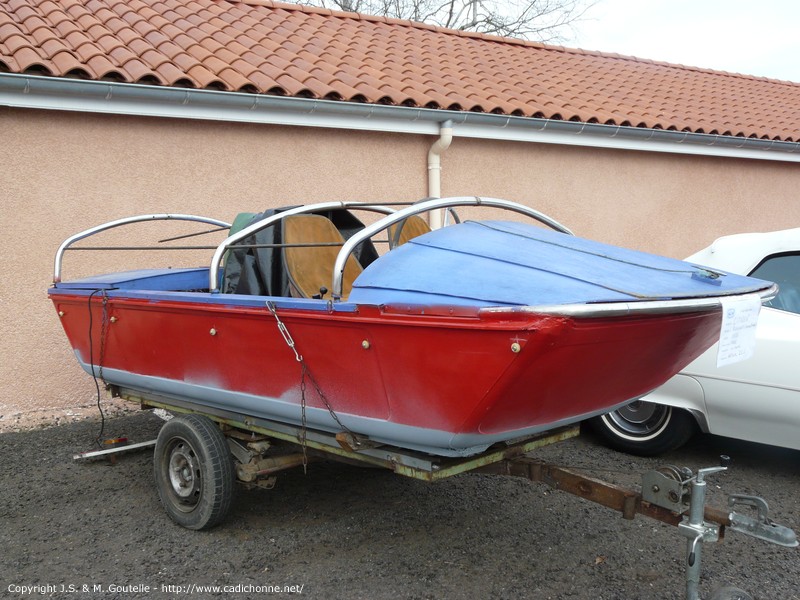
[154, 414, 234, 530]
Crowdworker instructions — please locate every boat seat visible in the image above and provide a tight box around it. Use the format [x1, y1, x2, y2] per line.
[282, 214, 363, 300]
[387, 215, 431, 248]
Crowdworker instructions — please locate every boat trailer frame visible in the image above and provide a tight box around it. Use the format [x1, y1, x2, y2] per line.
[74, 388, 797, 600]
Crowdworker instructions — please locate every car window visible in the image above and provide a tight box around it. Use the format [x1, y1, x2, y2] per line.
[750, 253, 800, 315]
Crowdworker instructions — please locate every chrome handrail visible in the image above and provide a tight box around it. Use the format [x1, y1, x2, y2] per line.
[54, 214, 232, 283]
[481, 284, 779, 318]
[331, 196, 573, 298]
[207, 201, 397, 292]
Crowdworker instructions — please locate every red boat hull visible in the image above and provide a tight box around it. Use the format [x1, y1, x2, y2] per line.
[50, 290, 722, 455]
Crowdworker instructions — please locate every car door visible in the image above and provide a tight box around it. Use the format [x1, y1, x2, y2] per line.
[684, 253, 800, 449]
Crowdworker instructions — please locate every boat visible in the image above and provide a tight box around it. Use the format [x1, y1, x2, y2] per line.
[49, 197, 775, 457]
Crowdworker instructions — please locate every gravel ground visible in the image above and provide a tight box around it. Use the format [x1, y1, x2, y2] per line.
[1, 409, 797, 600]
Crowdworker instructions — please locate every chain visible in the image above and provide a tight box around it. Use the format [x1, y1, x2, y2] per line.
[99, 293, 109, 386]
[267, 301, 355, 473]
[300, 361, 354, 435]
[298, 364, 308, 470]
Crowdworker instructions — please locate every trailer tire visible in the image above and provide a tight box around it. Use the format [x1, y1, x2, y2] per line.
[154, 414, 234, 530]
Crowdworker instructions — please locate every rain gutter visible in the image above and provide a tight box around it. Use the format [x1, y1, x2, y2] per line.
[2, 73, 799, 163]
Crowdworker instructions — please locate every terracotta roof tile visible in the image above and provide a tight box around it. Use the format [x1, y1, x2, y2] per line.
[3, 32, 30, 53]
[155, 38, 184, 60]
[9, 44, 42, 69]
[183, 37, 210, 58]
[169, 50, 199, 72]
[2, 0, 798, 141]
[84, 52, 117, 76]
[185, 62, 224, 88]
[47, 47, 75, 69]
[120, 55, 154, 81]
[151, 59, 185, 84]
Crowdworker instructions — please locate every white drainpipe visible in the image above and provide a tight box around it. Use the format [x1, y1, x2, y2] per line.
[427, 120, 453, 229]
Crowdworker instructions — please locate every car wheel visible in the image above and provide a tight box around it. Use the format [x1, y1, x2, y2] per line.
[588, 401, 697, 456]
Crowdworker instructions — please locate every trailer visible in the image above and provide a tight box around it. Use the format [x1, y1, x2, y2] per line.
[76, 392, 796, 600]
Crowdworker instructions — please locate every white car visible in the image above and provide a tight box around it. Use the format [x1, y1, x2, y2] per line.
[589, 227, 800, 455]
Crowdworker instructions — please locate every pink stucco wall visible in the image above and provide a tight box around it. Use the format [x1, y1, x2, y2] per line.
[2, 107, 799, 429]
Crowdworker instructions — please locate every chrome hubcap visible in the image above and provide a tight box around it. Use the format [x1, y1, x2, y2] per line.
[604, 401, 671, 438]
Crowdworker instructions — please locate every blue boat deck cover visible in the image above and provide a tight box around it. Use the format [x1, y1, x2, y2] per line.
[348, 221, 771, 307]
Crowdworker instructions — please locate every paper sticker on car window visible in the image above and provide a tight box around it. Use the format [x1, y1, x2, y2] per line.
[717, 294, 762, 367]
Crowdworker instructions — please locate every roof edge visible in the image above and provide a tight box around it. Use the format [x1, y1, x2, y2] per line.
[2, 74, 799, 162]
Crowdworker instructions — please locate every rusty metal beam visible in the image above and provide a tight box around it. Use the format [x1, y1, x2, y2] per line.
[479, 457, 731, 533]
